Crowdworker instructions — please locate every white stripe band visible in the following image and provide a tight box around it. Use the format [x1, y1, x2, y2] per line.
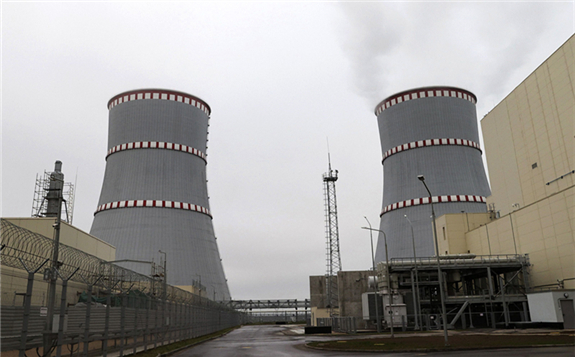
[108, 89, 210, 116]
[106, 141, 206, 162]
[382, 138, 481, 162]
[375, 87, 476, 116]
[380, 195, 486, 216]
[95, 200, 212, 218]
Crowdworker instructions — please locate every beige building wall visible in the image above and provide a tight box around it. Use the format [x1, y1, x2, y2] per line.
[436, 213, 492, 255]
[463, 188, 574, 289]
[1, 218, 116, 307]
[439, 35, 574, 290]
[481, 35, 574, 217]
[3, 217, 116, 261]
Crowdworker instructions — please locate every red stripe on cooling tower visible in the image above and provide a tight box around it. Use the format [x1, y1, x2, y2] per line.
[374, 86, 477, 115]
[382, 138, 481, 163]
[379, 195, 487, 217]
[94, 199, 212, 218]
[106, 141, 206, 163]
[107, 89, 211, 116]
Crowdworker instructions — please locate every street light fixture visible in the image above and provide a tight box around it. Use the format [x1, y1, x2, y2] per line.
[417, 174, 449, 346]
[361, 225, 394, 338]
[363, 217, 381, 333]
[404, 214, 421, 330]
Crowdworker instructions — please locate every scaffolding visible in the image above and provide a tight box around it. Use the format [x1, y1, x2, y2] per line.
[31, 170, 75, 224]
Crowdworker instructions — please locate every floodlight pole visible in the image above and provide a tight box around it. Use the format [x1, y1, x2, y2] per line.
[363, 217, 381, 333]
[361, 226, 394, 338]
[417, 175, 449, 346]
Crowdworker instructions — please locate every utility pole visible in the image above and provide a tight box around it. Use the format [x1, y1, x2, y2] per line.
[43, 161, 65, 357]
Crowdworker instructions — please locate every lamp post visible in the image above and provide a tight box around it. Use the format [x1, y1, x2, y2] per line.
[363, 217, 381, 333]
[417, 175, 449, 346]
[361, 226, 394, 338]
[404, 214, 421, 330]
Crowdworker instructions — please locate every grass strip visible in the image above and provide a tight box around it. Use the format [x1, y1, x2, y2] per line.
[132, 327, 238, 357]
[308, 334, 575, 352]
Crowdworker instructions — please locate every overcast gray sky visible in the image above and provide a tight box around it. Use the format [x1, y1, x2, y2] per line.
[2, 1, 573, 300]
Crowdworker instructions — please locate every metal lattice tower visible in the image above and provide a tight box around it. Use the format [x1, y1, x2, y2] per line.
[31, 162, 75, 224]
[323, 156, 342, 316]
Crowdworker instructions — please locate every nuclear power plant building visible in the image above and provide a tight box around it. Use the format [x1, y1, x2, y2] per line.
[90, 89, 231, 301]
[374, 87, 491, 261]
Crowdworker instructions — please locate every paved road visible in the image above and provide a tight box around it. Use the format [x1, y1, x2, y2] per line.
[176, 325, 574, 357]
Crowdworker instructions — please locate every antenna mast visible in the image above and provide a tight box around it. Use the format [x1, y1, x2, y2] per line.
[323, 148, 342, 316]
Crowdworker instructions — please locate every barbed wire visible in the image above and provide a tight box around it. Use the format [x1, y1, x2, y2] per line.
[0, 219, 211, 305]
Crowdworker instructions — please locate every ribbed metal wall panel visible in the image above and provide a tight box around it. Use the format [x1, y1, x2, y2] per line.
[90, 89, 230, 300]
[374, 86, 491, 261]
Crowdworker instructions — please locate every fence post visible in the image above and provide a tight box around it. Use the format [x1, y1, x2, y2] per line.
[144, 294, 150, 352]
[119, 290, 127, 357]
[153, 294, 158, 349]
[18, 258, 49, 357]
[82, 285, 93, 357]
[102, 292, 111, 357]
[56, 268, 79, 357]
[133, 291, 139, 355]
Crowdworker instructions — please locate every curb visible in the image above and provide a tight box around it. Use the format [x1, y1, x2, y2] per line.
[305, 343, 575, 353]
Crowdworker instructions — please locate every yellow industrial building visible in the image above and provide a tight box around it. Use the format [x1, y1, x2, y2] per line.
[437, 34, 574, 291]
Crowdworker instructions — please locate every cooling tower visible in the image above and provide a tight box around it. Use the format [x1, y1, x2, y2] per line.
[90, 89, 230, 300]
[374, 86, 491, 262]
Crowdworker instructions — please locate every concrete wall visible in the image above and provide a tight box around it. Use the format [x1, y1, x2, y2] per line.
[337, 270, 374, 320]
[309, 275, 326, 309]
[527, 290, 575, 323]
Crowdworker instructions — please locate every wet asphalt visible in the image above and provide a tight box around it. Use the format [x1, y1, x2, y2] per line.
[175, 324, 574, 357]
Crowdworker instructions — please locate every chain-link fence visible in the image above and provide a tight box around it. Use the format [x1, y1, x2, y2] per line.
[316, 317, 358, 333]
[1, 219, 245, 357]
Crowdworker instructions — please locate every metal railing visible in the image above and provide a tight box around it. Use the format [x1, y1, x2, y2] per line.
[389, 254, 528, 268]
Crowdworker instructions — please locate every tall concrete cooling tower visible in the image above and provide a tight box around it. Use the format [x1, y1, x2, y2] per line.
[374, 86, 491, 262]
[90, 89, 231, 300]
